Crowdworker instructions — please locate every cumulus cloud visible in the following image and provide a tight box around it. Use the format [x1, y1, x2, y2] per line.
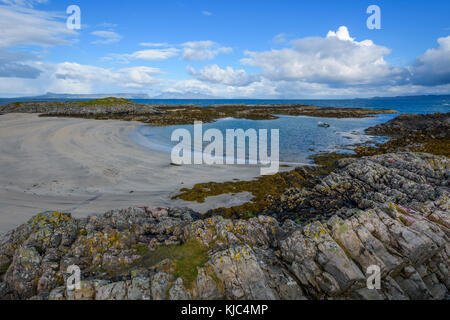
[187, 65, 259, 86]
[0, 4, 76, 48]
[53, 63, 162, 89]
[91, 31, 122, 45]
[105, 41, 231, 62]
[409, 35, 450, 86]
[181, 41, 232, 61]
[0, 49, 41, 78]
[242, 26, 406, 87]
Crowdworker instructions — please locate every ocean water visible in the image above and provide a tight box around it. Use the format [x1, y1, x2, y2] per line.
[1, 95, 449, 114]
[129, 114, 396, 165]
[127, 95, 449, 164]
[2, 95, 448, 164]
[130, 95, 450, 115]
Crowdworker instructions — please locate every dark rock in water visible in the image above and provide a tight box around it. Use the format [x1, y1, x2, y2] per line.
[0, 152, 448, 300]
[318, 122, 330, 128]
[366, 112, 450, 137]
[275, 152, 449, 221]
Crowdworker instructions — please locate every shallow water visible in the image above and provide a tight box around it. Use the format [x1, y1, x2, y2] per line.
[129, 114, 396, 165]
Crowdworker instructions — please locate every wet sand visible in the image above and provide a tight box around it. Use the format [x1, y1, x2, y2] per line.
[0, 114, 261, 233]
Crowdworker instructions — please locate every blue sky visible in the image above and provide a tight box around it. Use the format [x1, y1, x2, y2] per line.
[1, 0, 449, 98]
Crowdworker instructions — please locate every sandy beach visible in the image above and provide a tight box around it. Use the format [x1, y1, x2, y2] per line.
[0, 113, 261, 233]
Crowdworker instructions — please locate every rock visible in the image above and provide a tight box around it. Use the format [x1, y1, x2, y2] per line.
[169, 278, 191, 300]
[151, 272, 173, 300]
[395, 266, 433, 300]
[210, 245, 276, 300]
[95, 281, 128, 300]
[72, 281, 96, 300]
[4, 246, 41, 299]
[0, 282, 9, 298]
[0, 153, 447, 300]
[127, 277, 151, 300]
[195, 267, 223, 300]
[48, 287, 66, 300]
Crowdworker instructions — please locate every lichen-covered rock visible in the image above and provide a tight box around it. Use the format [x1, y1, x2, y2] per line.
[195, 267, 223, 300]
[169, 278, 191, 300]
[126, 277, 151, 300]
[210, 245, 276, 300]
[0, 153, 447, 300]
[151, 272, 173, 300]
[4, 246, 42, 299]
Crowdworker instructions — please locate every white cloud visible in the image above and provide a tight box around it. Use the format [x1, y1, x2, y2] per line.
[129, 48, 180, 60]
[139, 42, 171, 47]
[0, 49, 41, 78]
[202, 11, 212, 16]
[272, 33, 288, 44]
[181, 41, 232, 61]
[51, 63, 162, 91]
[409, 35, 450, 86]
[187, 65, 259, 86]
[0, 0, 48, 7]
[96, 22, 118, 29]
[91, 31, 122, 45]
[242, 26, 405, 87]
[326, 26, 355, 42]
[0, 4, 76, 48]
[106, 41, 231, 62]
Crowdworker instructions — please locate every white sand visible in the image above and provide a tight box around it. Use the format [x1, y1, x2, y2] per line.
[0, 114, 262, 233]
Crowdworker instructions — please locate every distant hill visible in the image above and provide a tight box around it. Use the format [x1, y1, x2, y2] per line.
[152, 92, 222, 99]
[367, 94, 450, 100]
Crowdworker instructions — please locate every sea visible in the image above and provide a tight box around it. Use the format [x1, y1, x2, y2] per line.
[1, 95, 449, 165]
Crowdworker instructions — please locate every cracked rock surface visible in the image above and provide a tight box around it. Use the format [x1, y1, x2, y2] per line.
[0, 152, 448, 300]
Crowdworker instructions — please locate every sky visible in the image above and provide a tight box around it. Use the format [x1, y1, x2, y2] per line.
[0, 0, 450, 98]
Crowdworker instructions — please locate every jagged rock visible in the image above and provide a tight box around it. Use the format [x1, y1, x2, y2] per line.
[0, 153, 447, 300]
[280, 222, 365, 297]
[169, 278, 191, 300]
[210, 245, 276, 300]
[4, 246, 42, 299]
[126, 277, 151, 300]
[395, 266, 433, 300]
[48, 287, 65, 300]
[72, 281, 96, 300]
[0, 282, 8, 298]
[195, 267, 223, 300]
[151, 272, 173, 300]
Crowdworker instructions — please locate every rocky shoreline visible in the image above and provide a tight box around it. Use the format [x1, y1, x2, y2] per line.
[0, 152, 448, 300]
[0, 99, 448, 300]
[0, 97, 398, 125]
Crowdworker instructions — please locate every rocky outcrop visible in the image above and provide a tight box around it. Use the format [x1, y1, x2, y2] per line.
[0, 98, 398, 126]
[276, 152, 449, 222]
[366, 112, 449, 137]
[0, 98, 159, 116]
[0, 153, 448, 300]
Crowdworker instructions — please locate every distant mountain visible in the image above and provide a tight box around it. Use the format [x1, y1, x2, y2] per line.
[368, 94, 450, 100]
[18, 92, 152, 100]
[152, 92, 222, 99]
